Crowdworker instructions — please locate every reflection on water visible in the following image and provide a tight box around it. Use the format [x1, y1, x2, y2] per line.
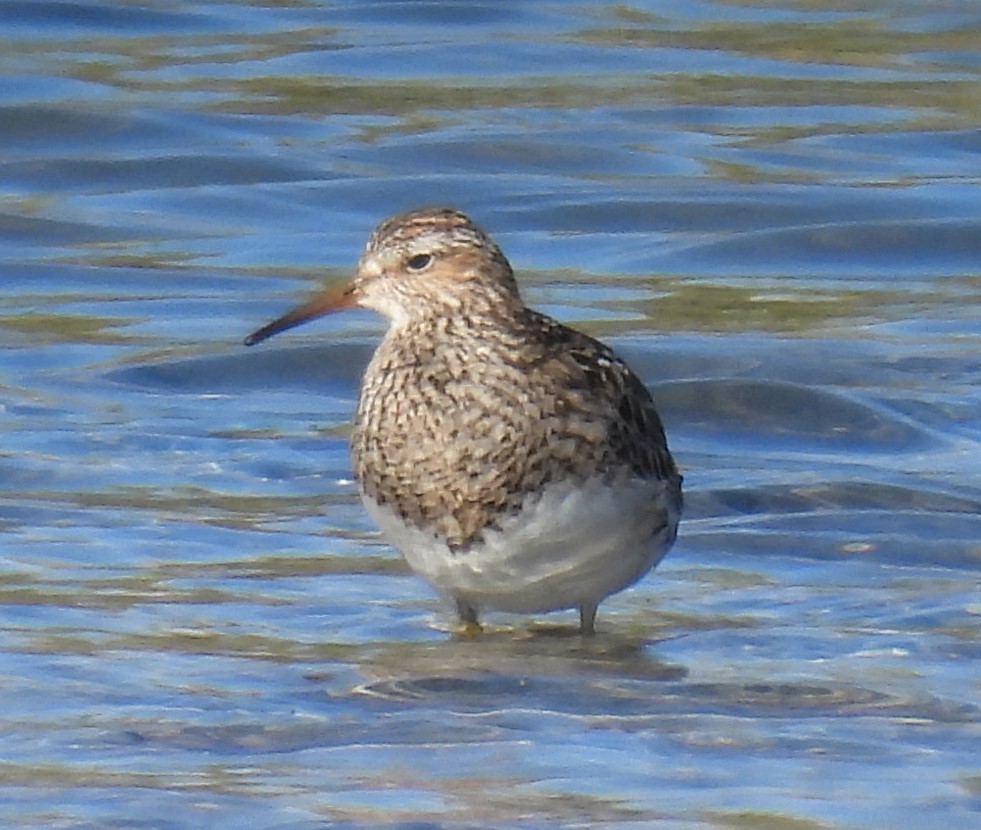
[1, 1, 980, 828]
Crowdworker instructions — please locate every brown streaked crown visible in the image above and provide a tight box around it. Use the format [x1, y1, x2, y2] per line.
[364, 208, 507, 266]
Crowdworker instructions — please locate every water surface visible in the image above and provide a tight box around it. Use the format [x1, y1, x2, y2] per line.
[1, 1, 979, 828]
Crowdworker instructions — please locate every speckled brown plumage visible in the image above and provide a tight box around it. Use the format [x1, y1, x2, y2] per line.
[245, 207, 682, 634]
[353, 305, 680, 550]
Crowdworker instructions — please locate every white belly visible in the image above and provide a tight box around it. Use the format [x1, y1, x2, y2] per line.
[362, 475, 678, 615]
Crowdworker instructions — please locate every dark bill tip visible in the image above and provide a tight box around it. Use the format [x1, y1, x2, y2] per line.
[243, 324, 280, 347]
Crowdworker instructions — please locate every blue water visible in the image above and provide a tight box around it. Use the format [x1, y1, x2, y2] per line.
[1, 1, 979, 828]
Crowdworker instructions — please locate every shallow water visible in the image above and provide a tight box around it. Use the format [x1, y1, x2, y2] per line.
[1, 1, 980, 828]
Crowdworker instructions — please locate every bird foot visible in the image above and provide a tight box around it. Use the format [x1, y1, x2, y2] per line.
[458, 619, 485, 639]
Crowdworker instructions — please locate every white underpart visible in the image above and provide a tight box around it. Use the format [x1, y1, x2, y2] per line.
[362, 476, 678, 615]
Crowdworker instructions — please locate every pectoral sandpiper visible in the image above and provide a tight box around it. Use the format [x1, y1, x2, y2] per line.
[245, 208, 682, 635]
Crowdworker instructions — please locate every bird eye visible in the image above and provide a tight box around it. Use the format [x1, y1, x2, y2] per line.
[406, 253, 434, 272]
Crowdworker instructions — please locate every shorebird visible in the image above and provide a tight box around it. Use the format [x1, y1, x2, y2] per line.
[245, 208, 682, 635]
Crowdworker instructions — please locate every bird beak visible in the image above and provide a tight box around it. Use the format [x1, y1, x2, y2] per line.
[244, 280, 358, 346]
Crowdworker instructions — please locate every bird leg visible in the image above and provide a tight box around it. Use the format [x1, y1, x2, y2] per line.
[456, 599, 483, 637]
